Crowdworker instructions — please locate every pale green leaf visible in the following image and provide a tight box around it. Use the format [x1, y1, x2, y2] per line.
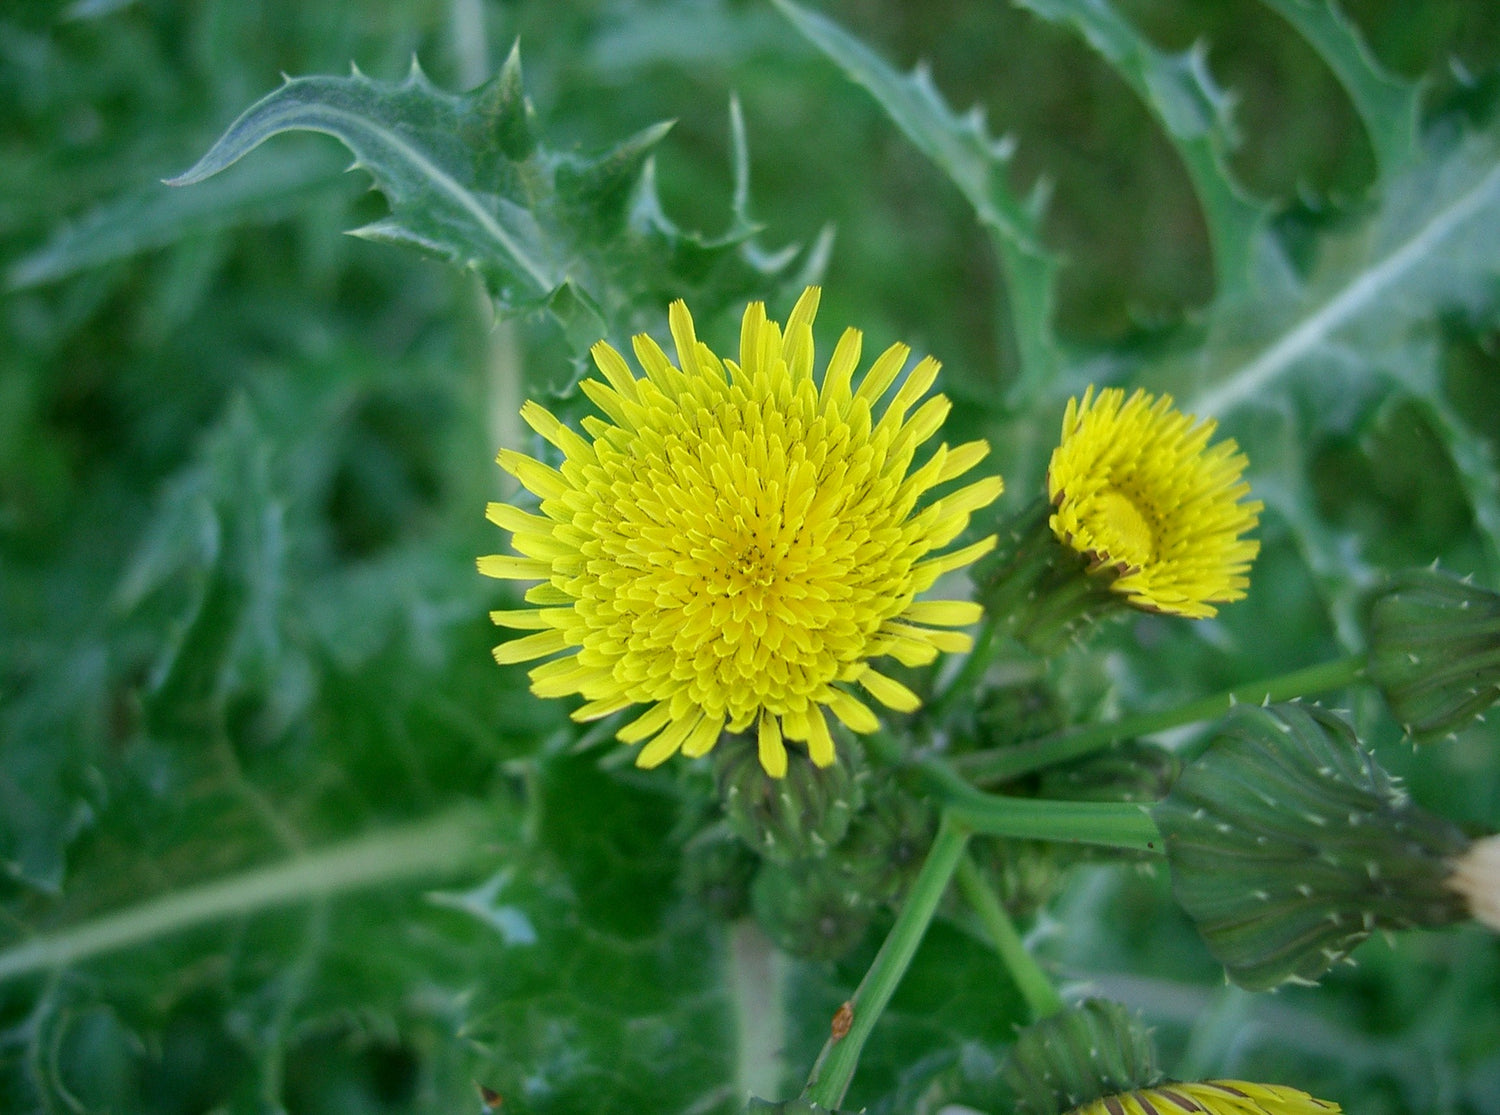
[167, 56, 563, 299]
[166, 48, 819, 365]
[1012, 0, 1267, 297]
[1184, 126, 1500, 424]
[1257, 0, 1421, 176]
[772, 0, 1061, 403]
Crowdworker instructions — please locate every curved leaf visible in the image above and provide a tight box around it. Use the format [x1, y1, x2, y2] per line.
[773, 0, 1061, 404]
[1013, 0, 1267, 296]
[168, 55, 561, 299]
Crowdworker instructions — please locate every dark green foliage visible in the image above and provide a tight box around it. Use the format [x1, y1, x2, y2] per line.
[3, 1, 1500, 1112]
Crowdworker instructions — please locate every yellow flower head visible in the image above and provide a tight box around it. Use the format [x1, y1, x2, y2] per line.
[1047, 386, 1262, 618]
[479, 288, 1002, 777]
[1071, 1080, 1340, 1115]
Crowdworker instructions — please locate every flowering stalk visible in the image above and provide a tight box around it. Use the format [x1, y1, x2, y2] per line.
[798, 768, 1163, 1106]
[955, 653, 1367, 785]
[920, 758, 1163, 853]
[801, 814, 970, 1109]
[955, 851, 1064, 1021]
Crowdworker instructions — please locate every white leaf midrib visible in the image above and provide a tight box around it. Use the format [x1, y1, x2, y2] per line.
[1192, 158, 1500, 417]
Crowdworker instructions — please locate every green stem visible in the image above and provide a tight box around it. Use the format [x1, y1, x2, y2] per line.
[956, 653, 1368, 785]
[802, 814, 970, 1110]
[930, 613, 1001, 720]
[954, 853, 1063, 1021]
[0, 805, 490, 984]
[919, 757, 1161, 853]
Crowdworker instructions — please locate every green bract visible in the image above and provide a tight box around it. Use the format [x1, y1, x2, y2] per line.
[1154, 703, 1471, 990]
[1368, 567, 1500, 743]
[1002, 1000, 1163, 1115]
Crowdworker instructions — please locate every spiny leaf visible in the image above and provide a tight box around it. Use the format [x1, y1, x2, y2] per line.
[168, 48, 817, 368]
[1258, 0, 1421, 176]
[1185, 125, 1500, 420]
[772, 0, 1061, 404]
[1012, 0, 1267, 297]
[168, 55, 562, 300]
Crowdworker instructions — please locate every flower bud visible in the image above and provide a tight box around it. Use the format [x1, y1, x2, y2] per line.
[750, 856, 877, 962]
[838, 779, 936, 905]
[974, 679, 1067, 750]
[716, 734, 865, 863]
[1002, 1000, 1342, 1115]
[1002, 999, 1162, 1115]
[1153, 702, 1470, 990]
[680, 825, 759, 920]
[968, 838, 1062, 921]
[1367, 567, 1500, 743]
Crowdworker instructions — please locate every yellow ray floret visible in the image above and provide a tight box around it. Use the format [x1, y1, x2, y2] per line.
[1047, 386, 1263, 619]
[478, 287, 1002, 776]
[1071, 1080, 1340, 1115]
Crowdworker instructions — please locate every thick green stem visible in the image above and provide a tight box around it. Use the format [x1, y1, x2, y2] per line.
[919, 757, 1162, 853]
[0, 806, 490, 984]
[955, 853, 1063, 1021]
[956, 653, 1368, 785]
[802, 814, 970, 1110]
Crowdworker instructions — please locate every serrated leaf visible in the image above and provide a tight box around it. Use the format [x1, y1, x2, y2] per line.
[772, 0, 1061, 403]
[168, 56, 563, 301]
[168, 48, 818, 368]
[1186, 127, 1500, 420]
[1012, 0, 1266, 296]
[1258, 0, 1421, 176]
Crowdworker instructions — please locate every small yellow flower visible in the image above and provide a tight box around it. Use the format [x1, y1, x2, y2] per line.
[1071, 1080, 1340, 1115]
[1047, 387, 1262, 618]
[479, 288, 1002, 777]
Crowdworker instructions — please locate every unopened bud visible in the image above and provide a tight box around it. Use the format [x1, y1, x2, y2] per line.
[838, 779, 936, 905]
[973, 679, 1067, 750]
[1002, 1000, 1161, 1115]
[1154, 702, 1470, 990]
[716, 735, 865, 863]
[1367, 567, 1500, 743]
[681, 825, 759, 920]
[750, 856, 876, 962]
[1038, 739, 1180, 804]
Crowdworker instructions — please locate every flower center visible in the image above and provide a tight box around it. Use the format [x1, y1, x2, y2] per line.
[1092, 488, 1155, 570]
[731, 541, 778, 589]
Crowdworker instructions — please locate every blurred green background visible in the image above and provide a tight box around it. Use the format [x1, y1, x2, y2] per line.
[3, 0, 1500, 1112]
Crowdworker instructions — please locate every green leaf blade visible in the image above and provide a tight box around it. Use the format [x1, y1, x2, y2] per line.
[1013, 0, 1266, 296]
[1258, 0, 1421, 176]
[772, 0, 1061, 402]
[167, 63, 560, 298]
[1188, 130, 1500, 418]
